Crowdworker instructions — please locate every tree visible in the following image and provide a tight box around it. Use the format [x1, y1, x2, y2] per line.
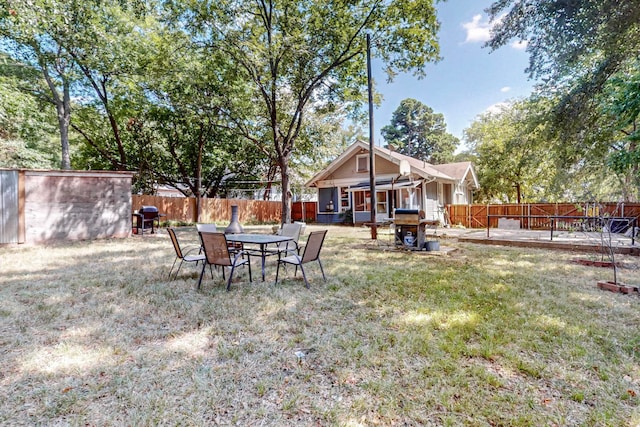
[381, 98, 458, 163]
[0, 1, 91, 169]
[464, 99, 556, 203]
[486, 0, 640, 201]
[0, 54, 58, 168]
[177, 0, 443, 223]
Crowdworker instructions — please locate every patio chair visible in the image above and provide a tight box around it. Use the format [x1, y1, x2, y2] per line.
[196, 223, 217, 233]
[168, 228, 206, 280]
[275, 230, 327, 288]
[198, 231, 252, 291]
[276, 222, 303, 254]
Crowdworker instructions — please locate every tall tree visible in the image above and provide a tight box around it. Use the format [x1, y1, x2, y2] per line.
[464, 99, 556, 203]
[0, 1, 80, 169]
[177, 0, 443, 223]
[486, 0, 640, 201]
[381, 98, 458, 163]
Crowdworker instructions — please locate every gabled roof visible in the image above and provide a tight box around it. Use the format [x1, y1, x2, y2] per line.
[432, 162, 479, 189]
[306, 140, 479, 188]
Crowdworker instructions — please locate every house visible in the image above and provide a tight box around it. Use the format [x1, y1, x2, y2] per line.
[305, 140, 479, 225]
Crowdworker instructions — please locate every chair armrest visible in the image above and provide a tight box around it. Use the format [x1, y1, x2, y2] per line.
[282, 247, 302, 259]
[182, 245, 202, 255]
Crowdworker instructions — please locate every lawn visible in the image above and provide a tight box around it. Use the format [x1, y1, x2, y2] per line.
[1, 225, 639, 426]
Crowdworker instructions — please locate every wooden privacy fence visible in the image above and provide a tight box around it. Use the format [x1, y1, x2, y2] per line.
[132, 195, 281, 224]
[446, 203, 640, 229]
[292, 201, 318, 222]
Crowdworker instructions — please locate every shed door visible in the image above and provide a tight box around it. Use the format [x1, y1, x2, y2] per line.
[0, 170, 19, 244]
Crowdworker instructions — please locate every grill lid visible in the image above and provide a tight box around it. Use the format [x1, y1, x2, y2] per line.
[139, 205, 159, 213]
[394, 209, 419, 215]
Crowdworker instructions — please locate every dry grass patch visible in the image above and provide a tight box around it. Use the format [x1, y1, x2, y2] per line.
[1, 225, 639, 425]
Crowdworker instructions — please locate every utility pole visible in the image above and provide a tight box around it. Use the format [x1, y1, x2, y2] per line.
[367, 33, 377, 240]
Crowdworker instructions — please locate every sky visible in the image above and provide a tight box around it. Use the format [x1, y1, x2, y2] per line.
[371, 0, 536, 148]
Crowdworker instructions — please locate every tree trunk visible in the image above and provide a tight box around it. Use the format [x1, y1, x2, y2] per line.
[58, 81, 71, 170]
[44, 68, 71, 170]
[279, 156, 292, 224]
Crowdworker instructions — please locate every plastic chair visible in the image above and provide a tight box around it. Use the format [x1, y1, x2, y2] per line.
[168, 228, 205, 279]
[275, 230, 327, 288]
[198, 231, 252, 291]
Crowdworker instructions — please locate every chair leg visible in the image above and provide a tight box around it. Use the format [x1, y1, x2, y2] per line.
[174, 260, 185, 279]
[317, 258, 326, 281]
[247, 256, 252, 282]
[227, 265, 237, 291]
[197, 262, 207, 290]
[169, 257, 179, 279]
[274, 260, 281, 285]
[298, 264, 310, 288]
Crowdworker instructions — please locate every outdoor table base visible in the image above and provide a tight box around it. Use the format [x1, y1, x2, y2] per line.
[225, 233, 293, 281]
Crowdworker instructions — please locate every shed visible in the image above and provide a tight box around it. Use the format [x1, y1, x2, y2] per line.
[0, 169, 134, 244]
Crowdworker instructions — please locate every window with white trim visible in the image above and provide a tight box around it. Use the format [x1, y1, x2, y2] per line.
[354, 190, 371, 212]
[340, 187, 351, 212]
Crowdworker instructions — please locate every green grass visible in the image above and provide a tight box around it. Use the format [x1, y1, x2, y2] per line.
[0, 225, 639, 425]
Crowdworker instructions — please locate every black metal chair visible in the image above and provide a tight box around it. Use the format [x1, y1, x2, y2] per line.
[167, 228, 205, 279]
[275, 230, 327, 288]
[198, 231, 252, 291]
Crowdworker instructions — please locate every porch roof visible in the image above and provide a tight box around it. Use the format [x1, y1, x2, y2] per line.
[345, 177, 421, 192]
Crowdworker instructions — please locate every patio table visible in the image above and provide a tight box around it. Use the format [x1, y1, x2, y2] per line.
[226, 233, 293, 281]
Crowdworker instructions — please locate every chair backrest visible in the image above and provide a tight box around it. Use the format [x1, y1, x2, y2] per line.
[199, 231, 232, 267]
[168, 228, 184, 258]
[196, 223, 217, 233]
[301, 230, 327, 263]
[280, 223, 302, 243]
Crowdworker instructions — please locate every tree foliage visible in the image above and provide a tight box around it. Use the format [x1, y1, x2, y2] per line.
[381, 98, 458, 164]
[464, 99, 557, 203]
[1, 0, 445, 219]
[174, 0, 443, 222]
[486, 0, 640, 201]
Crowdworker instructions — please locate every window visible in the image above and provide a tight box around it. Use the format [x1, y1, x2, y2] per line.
[354, 190, 371, 212]
[340, 187, 350, 212]
[354, 190, 387, 213]
[356, 154, 369, 172]
[376, 191, 387, 216]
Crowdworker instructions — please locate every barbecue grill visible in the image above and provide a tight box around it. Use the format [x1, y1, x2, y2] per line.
[393, 209, 431, 249]
[133, 205, 161, 235]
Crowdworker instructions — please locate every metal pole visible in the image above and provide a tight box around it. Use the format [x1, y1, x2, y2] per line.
[367, 33, 377, 239]
[487, 214, 490, 238]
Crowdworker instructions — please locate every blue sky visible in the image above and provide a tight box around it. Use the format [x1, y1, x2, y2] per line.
[371, 0, 535, 148]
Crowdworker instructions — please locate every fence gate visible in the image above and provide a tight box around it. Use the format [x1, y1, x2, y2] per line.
[0, 170, 19, 244]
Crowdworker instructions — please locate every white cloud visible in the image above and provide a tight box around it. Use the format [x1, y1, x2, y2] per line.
[462, 14, 526, 50]
[500, 86, 511, 93]
[462, 14, 491, 43]
[511, 40, 528, 50]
